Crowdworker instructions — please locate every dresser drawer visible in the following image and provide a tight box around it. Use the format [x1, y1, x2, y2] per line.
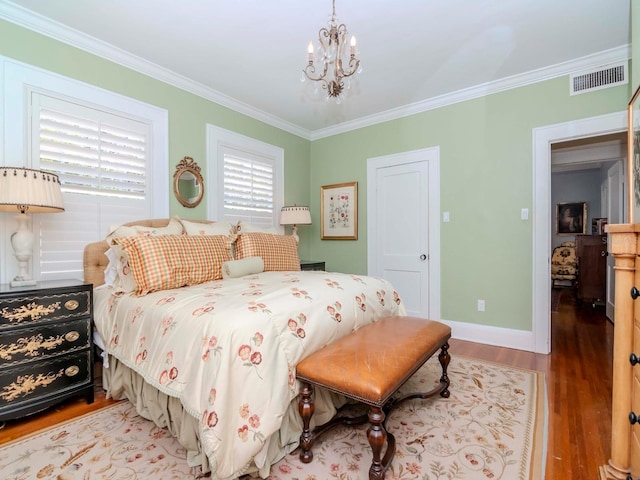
[0, 289, 91, 330]
[0, 318, 91, 367]
[0, 349, 92, 413]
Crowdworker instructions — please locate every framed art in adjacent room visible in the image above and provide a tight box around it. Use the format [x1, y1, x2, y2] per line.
[556, 201, 587, 235]
[321, 181, 358, 240]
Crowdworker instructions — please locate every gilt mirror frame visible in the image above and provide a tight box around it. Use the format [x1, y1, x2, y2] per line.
[173, 156, 204, 208]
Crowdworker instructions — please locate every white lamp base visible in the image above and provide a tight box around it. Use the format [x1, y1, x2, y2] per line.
[11, 278, 37, 287]
[10, 212, 36, 287]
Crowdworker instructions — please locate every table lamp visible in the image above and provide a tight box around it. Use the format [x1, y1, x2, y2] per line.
[280, 205, 312, 244]
[0, 167, 64, 286]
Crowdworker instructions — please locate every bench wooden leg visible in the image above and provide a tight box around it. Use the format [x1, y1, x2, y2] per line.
[367, 406, 388, 480]
[298, 382, 315, 463]
[438, 342, 451, 398]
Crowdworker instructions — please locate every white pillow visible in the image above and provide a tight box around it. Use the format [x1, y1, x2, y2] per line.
[236, 220, 278, 234]
[181, 218, 234, 236]
[103, 247, 119, 286]
[105, 217, 184, 245]
[104, 245, 137, 294]
[222, 256, 264, 279]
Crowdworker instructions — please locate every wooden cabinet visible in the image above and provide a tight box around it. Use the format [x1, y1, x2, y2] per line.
[576, 234, 607, 305]
[600, 225, 640, 479]
[300, 260, 325, 271]
[0, 280, 94, 421]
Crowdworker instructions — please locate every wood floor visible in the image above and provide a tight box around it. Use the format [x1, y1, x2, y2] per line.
[0, 289, 613, 479]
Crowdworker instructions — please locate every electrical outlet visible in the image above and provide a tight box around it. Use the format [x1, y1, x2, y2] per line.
[477, 299, 485, 312]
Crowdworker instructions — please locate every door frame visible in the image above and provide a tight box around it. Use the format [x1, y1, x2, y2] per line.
[532, 111, 626, 354]
[366, 147, 441, 320]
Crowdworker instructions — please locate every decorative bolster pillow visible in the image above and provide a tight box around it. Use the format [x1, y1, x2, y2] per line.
[222, 256, 264, 279]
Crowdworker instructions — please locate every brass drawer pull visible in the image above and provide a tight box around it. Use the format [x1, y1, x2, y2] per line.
[64, 331, 80, 342]
[64, 300, 79, 311]
[64, 365, 80, 377]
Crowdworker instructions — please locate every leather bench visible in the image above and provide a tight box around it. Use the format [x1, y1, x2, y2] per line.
[296, 315, 451, 480]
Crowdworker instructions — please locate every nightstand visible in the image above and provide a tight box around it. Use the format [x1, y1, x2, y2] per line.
[0, 280, 94, 421]
[300, 260, 325, 271]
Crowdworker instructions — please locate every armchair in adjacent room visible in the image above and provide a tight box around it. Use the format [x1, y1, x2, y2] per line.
[551, 241, 577, 290]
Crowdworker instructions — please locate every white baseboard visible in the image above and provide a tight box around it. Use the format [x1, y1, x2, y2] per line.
[440, 318, 537, 353]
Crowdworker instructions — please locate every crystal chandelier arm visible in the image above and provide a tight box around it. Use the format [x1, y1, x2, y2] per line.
[342, 56, 360, 78]
[303, 27, 332, 82]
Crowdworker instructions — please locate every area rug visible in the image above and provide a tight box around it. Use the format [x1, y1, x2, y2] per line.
[0, 356, 546, 480]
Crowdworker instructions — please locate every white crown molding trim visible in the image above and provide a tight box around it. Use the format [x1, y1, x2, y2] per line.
[0, 0, 311, 140]
[311, 45, 631, 141]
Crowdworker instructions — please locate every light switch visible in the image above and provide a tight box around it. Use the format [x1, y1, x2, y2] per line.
[521, 208, 529, 220]
[443, 212, 450, 222]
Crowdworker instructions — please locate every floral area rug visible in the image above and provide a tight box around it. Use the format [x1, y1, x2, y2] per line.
[0, 401, 197, 480]
[0, 355, 546, 480]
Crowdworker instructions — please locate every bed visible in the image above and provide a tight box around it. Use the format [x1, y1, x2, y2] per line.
[84, 218, 406, 480]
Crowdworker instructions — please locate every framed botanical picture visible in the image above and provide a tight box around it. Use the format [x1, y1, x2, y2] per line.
[321, 181, 358, 240]
[556, 201, 587, 235]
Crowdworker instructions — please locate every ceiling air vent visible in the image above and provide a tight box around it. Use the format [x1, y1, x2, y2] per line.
[570, 62, 627, 95]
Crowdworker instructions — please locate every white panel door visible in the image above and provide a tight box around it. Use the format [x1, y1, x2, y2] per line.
[367, 148, 440, 320]
[606, 160, 625, 321]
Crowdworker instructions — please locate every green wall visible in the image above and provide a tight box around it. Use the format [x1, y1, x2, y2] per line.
[0, 18, 631, 333]
[309, 77, 628, 331]
[0, 19, 313, 257]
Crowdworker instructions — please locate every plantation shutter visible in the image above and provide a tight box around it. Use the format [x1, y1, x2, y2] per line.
[222, 146, 275, 228]
[30, 93, 152, 281]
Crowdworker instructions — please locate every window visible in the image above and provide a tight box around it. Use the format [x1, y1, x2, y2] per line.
[31, 92, 152, 280]
[207, 125, 284, 229]
[1, 57, 168, 284]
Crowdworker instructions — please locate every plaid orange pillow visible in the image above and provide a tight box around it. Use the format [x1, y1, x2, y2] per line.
[234, 233, 300, 271]
[113, 234, 232, 295]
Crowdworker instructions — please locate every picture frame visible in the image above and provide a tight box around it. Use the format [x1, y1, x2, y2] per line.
[556, 201, 587, 236]
[320, 181, 358, 240]
[628, 84, 640, 222]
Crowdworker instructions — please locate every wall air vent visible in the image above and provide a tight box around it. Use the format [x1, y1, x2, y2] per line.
[570, 62, 627, 95]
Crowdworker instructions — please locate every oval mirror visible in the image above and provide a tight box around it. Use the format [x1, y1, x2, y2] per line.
[173, 156, 204, 208]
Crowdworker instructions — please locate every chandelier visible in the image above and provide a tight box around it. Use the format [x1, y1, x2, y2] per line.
[303, 0, 361, 100]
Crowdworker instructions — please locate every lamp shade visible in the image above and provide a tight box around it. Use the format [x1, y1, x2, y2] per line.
[0, 167, 64, 213]
[280, 205, 311, 226]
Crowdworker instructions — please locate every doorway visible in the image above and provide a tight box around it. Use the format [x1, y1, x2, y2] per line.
[551, 134, 626, 320]
[533, 111, 627, 354]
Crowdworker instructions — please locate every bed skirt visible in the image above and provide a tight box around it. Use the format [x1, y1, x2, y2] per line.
[102, 354, 347, 479]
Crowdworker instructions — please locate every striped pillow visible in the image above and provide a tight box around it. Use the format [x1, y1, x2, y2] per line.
[234, 233, 300, 272]
[113, 235, 232, 295]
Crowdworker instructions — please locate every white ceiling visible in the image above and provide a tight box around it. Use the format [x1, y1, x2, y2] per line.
[0, 0, 631, 138]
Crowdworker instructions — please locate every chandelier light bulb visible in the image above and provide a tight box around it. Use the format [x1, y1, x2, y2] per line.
[307, 41, 314, 61]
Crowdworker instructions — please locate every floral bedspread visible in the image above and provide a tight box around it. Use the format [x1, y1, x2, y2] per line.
[93, 270, 404, 480]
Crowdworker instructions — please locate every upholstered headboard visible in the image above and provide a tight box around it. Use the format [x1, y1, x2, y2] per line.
[82, 218, 213, 288]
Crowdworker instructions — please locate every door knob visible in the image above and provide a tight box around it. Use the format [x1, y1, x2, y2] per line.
[630, 411, 639, 425]
[632, 287, 640, 300]
[419, 254, 427, 261]
[632, 353, 639, 366]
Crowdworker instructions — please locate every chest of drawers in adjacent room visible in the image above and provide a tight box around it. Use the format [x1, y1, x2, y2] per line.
[0, 280, 94, 421]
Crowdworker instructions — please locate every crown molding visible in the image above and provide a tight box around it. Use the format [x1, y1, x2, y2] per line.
[310, 45, 631, 140]
[0, 1, 629, 142]
[0, 0, 311, 140]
